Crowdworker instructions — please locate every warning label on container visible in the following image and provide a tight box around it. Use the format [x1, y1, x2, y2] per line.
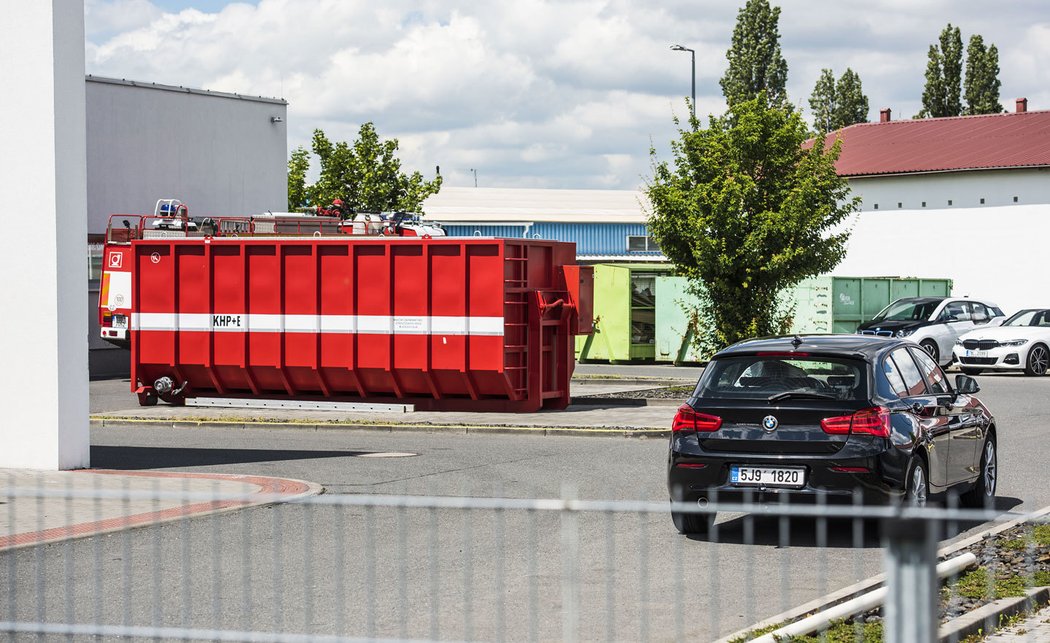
[212, 314, 243, 329]
[393, 317, 427, 333]
[108, 252, 123, 269]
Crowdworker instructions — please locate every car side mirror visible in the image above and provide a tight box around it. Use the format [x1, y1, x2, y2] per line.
[955, 374, 980, 395]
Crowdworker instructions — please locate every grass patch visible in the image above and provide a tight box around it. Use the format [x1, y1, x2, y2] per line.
[955, 567, 1038, 600]
[1033, 524, 1050, 547]
[1001, 538, 1028, 551]
[1033, 570, 1050, 587]
[780, 619, 883, 642]
[726, 621, 783, 643]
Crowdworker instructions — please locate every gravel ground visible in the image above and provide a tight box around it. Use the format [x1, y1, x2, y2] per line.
[581, 385, 695, 399]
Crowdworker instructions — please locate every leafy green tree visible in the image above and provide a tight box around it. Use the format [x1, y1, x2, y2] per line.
[834, 68, 869, 128]
[720, 0, 789, 108]
[919, 24, 963, 117]
[808, 68, 837, 133]
[286, 123, 442, 214]
[964, 35, 1002, 115]
[287, 146, 310, 210]
[646, 94, 858, 349]
[809, 67, 870, 132]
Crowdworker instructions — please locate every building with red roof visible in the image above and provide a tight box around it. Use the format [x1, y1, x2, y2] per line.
[816, 98, 1050, 211]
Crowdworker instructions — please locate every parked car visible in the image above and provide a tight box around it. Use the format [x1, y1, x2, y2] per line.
[667, 335, 997, 534]
[856, 297, 1006, 367]
[953, 308, 1050, 376]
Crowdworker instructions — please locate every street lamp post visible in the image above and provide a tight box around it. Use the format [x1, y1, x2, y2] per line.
[670, 44, 695, 120]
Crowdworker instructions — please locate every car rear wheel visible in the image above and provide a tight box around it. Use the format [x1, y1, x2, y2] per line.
[962, 435, 997, 507]
[905, 458, 929, 508]
[961, 368, 984, 376]
[1024, 344, 1049, 376]
[670, 497, 715, 535]
[920, 339, 940, 365]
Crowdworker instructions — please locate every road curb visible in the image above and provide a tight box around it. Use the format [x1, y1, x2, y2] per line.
[0, 470, 323, 553]
[716, 504, 1050, 643]
[90, 416, 669, 438]
[938, 587, 1050, 642]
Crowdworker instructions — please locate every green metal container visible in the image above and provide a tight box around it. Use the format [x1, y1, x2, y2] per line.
[574, 264, 672, 362]
[827, 277, 953, 333]
[651, 274, 953, 364]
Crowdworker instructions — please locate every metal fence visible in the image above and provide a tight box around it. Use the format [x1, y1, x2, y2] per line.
[1, 481, 1047, 642]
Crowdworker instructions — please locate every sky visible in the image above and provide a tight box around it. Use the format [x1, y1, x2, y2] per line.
[83, 0, 1050, 191]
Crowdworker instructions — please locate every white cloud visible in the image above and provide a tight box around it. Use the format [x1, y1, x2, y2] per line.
[84, 0, 1050, 189]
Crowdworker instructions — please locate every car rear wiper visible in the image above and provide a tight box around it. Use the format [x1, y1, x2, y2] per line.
[767, 390, 838, 403]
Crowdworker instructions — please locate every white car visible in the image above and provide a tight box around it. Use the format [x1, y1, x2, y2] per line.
[953, 308, 1050, 376]
[857, 297, 1006, 367]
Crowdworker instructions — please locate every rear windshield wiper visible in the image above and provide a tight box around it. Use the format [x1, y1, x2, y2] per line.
[767, 390, 838, 403]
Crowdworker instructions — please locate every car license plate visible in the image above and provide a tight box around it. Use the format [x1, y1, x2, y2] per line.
[965, 350, 988, 358]
[730, 465, 805, 488]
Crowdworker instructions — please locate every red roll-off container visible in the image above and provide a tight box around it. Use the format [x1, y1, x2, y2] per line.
[129, 236, 593, 411]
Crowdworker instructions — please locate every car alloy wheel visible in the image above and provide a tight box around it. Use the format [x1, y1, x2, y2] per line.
[1026, 345, 1049, 376]
[920, 340, 939, 364]
[907, 461, 928, 508]
[982, 439, 997, 497]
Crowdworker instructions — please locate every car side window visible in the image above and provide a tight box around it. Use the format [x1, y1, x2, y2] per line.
[890, 348, 927, 397]
[940, 301, 969, 322]
[881, 355, 909, 397]
[971, 303, 990, 324]
[910, 347, 950, 395]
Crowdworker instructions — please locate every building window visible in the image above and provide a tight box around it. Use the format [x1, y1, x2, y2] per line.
[948, 200, 953, 206]
[922, 201, 926, 208]
[1013, 196, 1019, 203]
[980, 198, 986, 205]
[627, 235, 660, 253]
[897, 202, 902, 209]
[873, 204, 879, 210]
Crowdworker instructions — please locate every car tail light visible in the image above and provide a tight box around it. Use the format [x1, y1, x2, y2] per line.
[820, 407, 891, 438]
[820, 414, 852, 434]
[672, 404, 722, 433]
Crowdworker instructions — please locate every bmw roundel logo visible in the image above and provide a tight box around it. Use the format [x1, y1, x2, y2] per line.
[762, 415, 779, 432]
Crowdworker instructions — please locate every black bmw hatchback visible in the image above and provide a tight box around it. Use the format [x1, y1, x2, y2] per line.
[668, 335, 998, 534]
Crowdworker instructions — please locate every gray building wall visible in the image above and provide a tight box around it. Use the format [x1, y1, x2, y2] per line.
[86, 75, 288, 235]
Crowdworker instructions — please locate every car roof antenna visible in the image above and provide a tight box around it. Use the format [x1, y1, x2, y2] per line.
[791, 334, 803, 348]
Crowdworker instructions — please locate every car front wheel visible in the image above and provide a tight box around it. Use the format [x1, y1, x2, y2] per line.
[1024, 344, 1049, 376]
[962, 434, 997, 507]
[920, 339, 940, 365]
[905, 458, 929, 508]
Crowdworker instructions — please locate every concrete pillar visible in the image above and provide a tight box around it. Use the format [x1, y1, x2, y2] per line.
[0, 1, 90, 469]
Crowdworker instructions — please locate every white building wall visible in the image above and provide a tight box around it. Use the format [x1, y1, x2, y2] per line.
[834, 204, 1050, 315]
[0, 0, 90, 469]
[85, 76, 288, 235]
[849, 168, 1050, 212]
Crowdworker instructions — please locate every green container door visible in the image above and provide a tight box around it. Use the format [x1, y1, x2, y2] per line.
[575, 264, 670, 362]
[654, 276, 706, 364]
[789, 276, 833, 334]
[918, 279, 952, 297]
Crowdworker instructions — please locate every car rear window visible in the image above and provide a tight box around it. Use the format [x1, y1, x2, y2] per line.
[694, 355, 868, 401]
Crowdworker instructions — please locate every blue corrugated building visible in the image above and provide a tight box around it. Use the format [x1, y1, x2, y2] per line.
[423, 187, 664, 261]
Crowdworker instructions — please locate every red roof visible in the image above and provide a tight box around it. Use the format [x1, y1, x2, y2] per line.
[817, 110, 1050, 177]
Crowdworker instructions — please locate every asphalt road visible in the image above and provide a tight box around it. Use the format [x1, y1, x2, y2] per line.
[8, 370, 1050, 641]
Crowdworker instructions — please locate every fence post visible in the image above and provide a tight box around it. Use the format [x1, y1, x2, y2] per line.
[883, 517, 939, 643]
[560, 484, 580, 643]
